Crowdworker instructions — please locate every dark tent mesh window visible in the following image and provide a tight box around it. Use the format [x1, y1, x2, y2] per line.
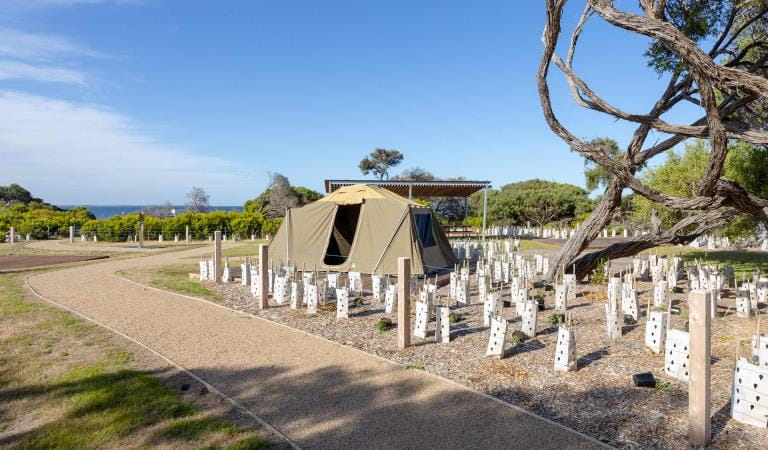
[414, 212, 436, 248]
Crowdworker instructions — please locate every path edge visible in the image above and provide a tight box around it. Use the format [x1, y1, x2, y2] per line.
[23, 272, 302, 450]
[115, 271, 611, 449]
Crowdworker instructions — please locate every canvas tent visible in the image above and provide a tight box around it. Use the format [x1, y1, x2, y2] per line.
[267, 184, 457, 275]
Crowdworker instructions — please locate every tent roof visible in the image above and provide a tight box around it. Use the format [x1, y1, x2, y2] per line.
[317, 184, 420, 206]
[324, 179, 491, 197]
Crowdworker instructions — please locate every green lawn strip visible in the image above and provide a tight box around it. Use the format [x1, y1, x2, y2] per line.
[0, 273, 268, 449]
[644, 246, 766, 280]
[518, 239, 560, 251]
[147, 263, 223, 302]
[222, 241, 269, 258]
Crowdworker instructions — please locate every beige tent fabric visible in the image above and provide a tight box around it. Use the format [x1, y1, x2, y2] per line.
[318, 184, 419, 206]
[267, 184, 456, 275]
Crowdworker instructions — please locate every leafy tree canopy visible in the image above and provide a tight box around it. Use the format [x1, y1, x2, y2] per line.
[632, 139, 768, 238]
[471, 179, 593, 227]
[243, 174, 322, 218]
[358, 148, 403, 180]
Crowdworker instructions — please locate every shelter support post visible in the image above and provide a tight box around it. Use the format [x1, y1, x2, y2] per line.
[408, 183, 413, 200]
[689, 290, 711, 447]
[398, 257, 411, 349]
[69, 226, 74, 244]
[9, 227, 15, 243]
[258, 244, 269, 309]
[214, 230, 223, 285]
[482, 184, 488, 244]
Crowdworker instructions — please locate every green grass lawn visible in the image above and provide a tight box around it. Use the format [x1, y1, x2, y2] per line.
[644, 246, 767, 280]
[0, 273, 268, 449]
[518, 239, 561, 251]
[222, 240, 269, 258]
[143, 264, 222, 302]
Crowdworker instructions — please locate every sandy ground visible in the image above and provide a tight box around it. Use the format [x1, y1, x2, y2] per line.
[26, 244, 603, 450]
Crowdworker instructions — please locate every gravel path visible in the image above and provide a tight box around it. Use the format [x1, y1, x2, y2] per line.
[26, 244, 604, 449]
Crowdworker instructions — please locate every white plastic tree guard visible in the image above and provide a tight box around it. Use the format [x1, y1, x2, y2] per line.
[414, 301, 429, 339]
[483, 293, 502, 327]
[273, 276, 287, 304]
[199, 258, 208, 281]
[521, 299, 537, 338]
[622, 289, 639, 321]
[514, 288, 528, 316]
[752, 335, 768, 370]
[207, 260, 215, 281]
[554, 325, 576, 372]
[435, 306, 450, 344]
[653, 281, 668, 307]
[290, 281, 302, 309]
[255, 267, 259, 299]
[564, 274, 577, 301]
[348, 272, 363, 296]
[306, 283, 319, 314]
[665, 328, 690, 382]
[384, 284, 397, 314]
[731, 357, 768, 427]
[758, 277, 768, 304]
[736, 289, 752, 318]
[485, 316, 508, 358]
[371, 274, 387, 302]
[335, 287, 349, 319]
[478, 274, 489, 304]
[419, 286, 434, 322]
[222, 260, 231, 283]
[241, 261, 251, 286]
[645, 311, 668, 354]
[554, 284, 567, 310]
[710, 288, 720, 318]
[606, 304, 622, 340]
[455, 278, 469, 307]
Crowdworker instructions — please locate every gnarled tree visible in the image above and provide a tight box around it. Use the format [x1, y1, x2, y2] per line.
[540, 0, 768, 280]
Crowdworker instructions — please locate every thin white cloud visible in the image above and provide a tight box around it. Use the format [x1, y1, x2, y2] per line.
[1, 0, 140, 12]
[0, 60, 86, 84]
[0, 91, 259, 204]
[0, 27, 105, 61]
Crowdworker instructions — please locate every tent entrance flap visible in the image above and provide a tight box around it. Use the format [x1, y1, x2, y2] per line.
[323, 204, 362, 265]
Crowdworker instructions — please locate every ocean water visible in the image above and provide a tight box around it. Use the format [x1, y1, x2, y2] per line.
[57, 205, 243, 219]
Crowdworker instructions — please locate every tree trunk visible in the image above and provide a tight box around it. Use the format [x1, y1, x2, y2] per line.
[545, 179, 624, 281]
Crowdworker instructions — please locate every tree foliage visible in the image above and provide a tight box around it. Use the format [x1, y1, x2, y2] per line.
[358, 148, 404, 180]
[471, 179, 593, 227]
[243, 173, 321, 219]
[538, 0, 768, 279]
[186, 187, 210, 213]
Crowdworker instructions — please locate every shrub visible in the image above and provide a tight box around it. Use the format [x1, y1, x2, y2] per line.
[375, 318, 393, 332]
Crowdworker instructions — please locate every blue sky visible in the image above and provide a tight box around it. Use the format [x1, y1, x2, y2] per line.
[0, 0, 701, 205]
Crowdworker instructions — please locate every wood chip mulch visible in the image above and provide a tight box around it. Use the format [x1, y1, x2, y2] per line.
[209, 272, 768, 449]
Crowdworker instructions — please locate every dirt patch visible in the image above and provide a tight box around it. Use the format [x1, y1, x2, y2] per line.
[0, 254, 109, 271]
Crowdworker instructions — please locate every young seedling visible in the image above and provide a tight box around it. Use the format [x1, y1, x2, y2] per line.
[375, 318, 393, 332]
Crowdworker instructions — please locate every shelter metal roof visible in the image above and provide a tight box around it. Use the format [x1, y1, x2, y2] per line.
[324, 179, 491, 198]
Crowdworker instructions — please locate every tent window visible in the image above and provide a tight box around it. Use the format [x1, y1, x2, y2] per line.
[414, 213, 436, 248]
[324, 204, 362, 265]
